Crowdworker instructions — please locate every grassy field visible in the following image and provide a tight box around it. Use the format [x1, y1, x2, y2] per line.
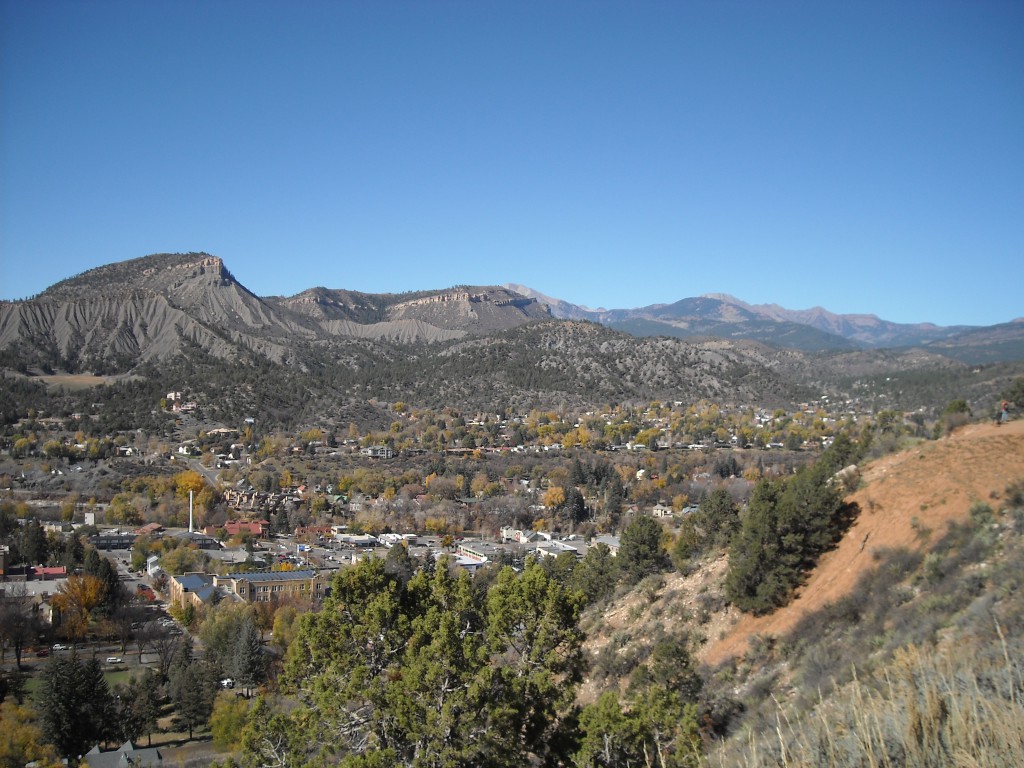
[14, 657, 150, 699]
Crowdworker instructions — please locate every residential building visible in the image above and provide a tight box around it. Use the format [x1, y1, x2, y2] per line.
[84, 741, 163, 767]
[651, 503, 674, 518]
[203, 519, 268, 538]
[591, 534, 621, 556]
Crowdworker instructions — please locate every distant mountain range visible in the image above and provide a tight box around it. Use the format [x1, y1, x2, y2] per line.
[1, 253, 1021, 422]
[505, 284, 1024, 362]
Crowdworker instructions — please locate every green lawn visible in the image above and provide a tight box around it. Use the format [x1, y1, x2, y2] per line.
[14, 660, 148, 700]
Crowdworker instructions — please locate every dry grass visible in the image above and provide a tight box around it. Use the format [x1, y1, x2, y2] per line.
[715, 631, 1024, 768]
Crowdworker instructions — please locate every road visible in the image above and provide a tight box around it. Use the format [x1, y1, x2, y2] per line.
[186, 458, 221, 486]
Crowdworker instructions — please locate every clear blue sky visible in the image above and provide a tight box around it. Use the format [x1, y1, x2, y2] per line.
[2, 1, 1021, 326]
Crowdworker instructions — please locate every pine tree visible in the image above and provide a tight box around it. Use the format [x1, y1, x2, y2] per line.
[79, 658, 117, 746]
[263, 557, 584, 767]
[725, 445, 853, 616]
[571, 542, 617, 606]
[724, 478, 787, 614]
[37, 657, 83, 759]
[170, 656, 217, 739]
[133, 669, 162, 746]
[37, 655, 116, 759]
[232, 616, 267, 696]
[618, 516, 668, 585]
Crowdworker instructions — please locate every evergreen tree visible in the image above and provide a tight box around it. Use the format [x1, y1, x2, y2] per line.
[724, 478, 787, 614]
[694, 488, 739, 548]
[131, 671, 164, 749]
[565, 486, 588, 524]
[232, 616, 267, 696]
[569, 457, 587, 487]
[577, 639, 704, 768]
[575, 691, 647, 768]
[36, 657, 82, 759]
[571, 543, 617, 606]
[168, 632, 193, 679]
[263, 557, 583, 767]
[604, 474, 625, 521]
[170, 656, 217, 739]
[617, 516, 668, 586]
[383, 541, 417, 587]
[725, 446, 852, 615]
[82, 546, 102, 576]
[18, 520, 48, 566]
[37, 655, 116, 759]
[60, 535, 84, 570]
[80, 658, 117, 745]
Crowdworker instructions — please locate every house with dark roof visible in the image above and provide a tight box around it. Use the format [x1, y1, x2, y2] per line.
[172, 530, 222, 550]
[83, 740, 163, 767]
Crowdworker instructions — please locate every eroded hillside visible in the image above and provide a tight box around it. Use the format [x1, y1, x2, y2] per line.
[704, 417, 1024, 665]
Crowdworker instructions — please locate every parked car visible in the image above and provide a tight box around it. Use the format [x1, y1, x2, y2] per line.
[52, 643, 69, 651]
[220, 678, 234, 689]
[106, 657, 123, 664]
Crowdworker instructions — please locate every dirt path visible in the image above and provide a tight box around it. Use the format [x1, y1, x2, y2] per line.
[703, 418, 1024, 667]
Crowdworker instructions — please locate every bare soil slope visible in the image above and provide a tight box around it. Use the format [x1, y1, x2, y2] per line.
[704, 418, 1024, 666]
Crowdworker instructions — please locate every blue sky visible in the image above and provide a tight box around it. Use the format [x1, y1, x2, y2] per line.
[1, 1, 1021, 326]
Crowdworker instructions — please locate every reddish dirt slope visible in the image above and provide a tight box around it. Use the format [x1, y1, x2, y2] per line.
[703, 418, 1024, 666]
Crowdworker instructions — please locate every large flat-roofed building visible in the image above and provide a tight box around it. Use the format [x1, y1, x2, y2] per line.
[90, 532, 137, 550]
[169, 569, 330, 607]
[216, 570, 328, 603]
[169, 572, 217, 609]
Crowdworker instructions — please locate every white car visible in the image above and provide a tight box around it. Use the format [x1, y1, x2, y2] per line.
[106, 657, 123, 664]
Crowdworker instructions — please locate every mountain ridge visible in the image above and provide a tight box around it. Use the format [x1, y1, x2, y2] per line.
[2, 253, 1022, 421]
[1, 254, 554, 371]
[506, 283, 1024, 360]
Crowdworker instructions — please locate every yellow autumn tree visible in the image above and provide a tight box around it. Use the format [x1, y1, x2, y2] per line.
[543, 486, 566, 510]
[0, 701, 63, 768]
[175, 469, 207, 498]
[52, 574, 106, 644]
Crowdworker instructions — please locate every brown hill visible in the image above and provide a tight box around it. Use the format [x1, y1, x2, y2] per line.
[703, 417, 1024, 666]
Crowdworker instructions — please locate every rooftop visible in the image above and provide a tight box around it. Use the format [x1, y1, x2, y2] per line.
[223, 569, 317, 582]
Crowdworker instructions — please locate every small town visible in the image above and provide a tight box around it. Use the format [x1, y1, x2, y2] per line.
[3, 381, 1005, 766]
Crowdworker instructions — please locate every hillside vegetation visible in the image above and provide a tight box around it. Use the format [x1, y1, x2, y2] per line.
[579, 419, 1024, 767]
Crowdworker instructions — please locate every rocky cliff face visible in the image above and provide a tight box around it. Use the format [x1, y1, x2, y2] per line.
[0, 254, 551, 372]
[386, 287, 550, 332]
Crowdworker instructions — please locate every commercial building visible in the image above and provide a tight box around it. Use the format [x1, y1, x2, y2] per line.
[168, 569, 328, 608]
